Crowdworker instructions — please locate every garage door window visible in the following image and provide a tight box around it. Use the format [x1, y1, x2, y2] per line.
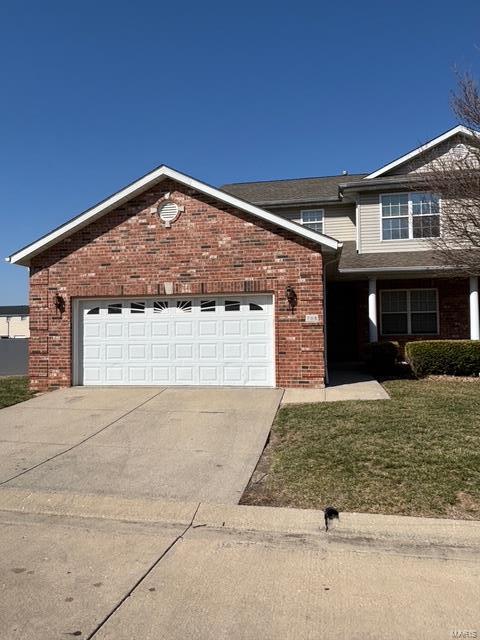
[130, 302, 145, 313]
[154, 301, 168, 313]
[87, 306, 99, 315]
[201, 300, 216, 312]
[108, 303, 122, 314]
[177, 300, 192, 313]
[225, 300, 240, 311]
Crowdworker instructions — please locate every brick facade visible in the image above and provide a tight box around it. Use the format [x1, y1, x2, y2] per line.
[339, 278, 470, 360]
[29, 179, 325, 391]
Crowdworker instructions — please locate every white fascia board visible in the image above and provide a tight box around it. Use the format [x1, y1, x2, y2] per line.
[365, 125, 474, 180]
[7, 165, 339, 266]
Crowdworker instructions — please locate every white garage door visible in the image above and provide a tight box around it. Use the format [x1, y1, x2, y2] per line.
[79, 295, 274, 386]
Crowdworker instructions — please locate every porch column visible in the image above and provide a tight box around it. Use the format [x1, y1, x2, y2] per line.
[469, 276, 480, 340]
[368, 277, 378, 342]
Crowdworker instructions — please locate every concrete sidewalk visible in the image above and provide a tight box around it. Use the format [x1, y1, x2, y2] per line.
[1, 488, 478, 640]
[282, 369, 390, 404]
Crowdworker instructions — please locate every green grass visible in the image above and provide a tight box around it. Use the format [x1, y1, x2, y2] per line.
[241, 379, 480, 519]
[0, 376, 33, 409]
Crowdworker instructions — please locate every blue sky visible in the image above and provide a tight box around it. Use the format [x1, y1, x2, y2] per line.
[1, 0, 480, 303]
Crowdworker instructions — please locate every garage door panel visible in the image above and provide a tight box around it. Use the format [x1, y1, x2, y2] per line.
[152, 344, 169, 359]
[175, 321, 193, 337]
[105, 367, 124, 383]
[152, 322, 169, 337]
[80, 296, 274, 386]
[199, 343, 217, 359]
[223, 320, 242, 336]
[223, 343, 242, 359]
[106, 323, 123, 338]
[106, 344, 123, 360]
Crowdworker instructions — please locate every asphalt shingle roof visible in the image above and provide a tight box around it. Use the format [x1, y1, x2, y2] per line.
[221, 174, 368, 205]
[0, 305, 29, 317]
[338, 241, 451, 272]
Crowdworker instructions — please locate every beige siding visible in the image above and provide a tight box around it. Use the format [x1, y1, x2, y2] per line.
[387, 135, 476, 176]
[271, 203, 356, 242]
[358, 192, 433, 253]
[0, 316, 30, 338]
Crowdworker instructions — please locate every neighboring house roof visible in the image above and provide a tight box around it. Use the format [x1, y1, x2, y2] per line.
[0, 305, 29, 317]
[338, 241, 454, 273]
[7, 165, 340, 267]
[221, 174, 368, 206]
[365, 125, 474, 180]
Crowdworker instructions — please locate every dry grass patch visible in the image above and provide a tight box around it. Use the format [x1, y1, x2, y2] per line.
[241, 379, 480, 519]
[0, 376, 33, 409]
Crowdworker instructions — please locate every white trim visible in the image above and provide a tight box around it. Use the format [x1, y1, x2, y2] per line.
[379, 192, 441, 242]
[366, 125, 474, 180]
[469, 276, 480, 340]
[355, 199, 361, 253]
[368, 278, 378, 342]
[7, 166, 339, 266]
[300, 208, 325, 234]
[379, 288, 439, 336]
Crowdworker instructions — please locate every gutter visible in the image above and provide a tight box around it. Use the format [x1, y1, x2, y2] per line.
[338, 265, 456, 274]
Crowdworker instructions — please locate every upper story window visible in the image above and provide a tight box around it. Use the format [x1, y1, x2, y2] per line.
[381, 193, 440, 241]
[300, 209, 324, 234]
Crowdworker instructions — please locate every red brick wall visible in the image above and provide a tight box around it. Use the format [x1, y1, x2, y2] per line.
[377, 278, 470, 346]
[29, 179, 325, 391]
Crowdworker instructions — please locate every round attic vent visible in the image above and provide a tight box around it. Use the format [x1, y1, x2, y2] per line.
[158, 201, 180, 227]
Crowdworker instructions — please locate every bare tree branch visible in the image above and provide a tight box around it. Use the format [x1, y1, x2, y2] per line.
[421, 73, 480, 275]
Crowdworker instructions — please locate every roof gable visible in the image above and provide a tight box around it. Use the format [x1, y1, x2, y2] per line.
[365, 125, 475, 180]
[7, 166, 339, 266]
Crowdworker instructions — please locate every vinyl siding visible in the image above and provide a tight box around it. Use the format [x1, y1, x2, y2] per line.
[271, 203, 356, 241]
[358, 192, 432, 253]
[386, 135, 475, 176]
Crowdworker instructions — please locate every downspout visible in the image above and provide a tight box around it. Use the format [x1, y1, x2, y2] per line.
[322, 252, 340, 386]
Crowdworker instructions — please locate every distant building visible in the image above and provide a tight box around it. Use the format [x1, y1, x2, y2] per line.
[0, 306, 29, 338]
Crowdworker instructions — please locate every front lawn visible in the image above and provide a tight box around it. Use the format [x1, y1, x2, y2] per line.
[0, 376, 33, 409]
[241, 379, 480, 519]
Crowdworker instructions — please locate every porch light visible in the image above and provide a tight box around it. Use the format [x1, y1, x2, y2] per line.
[285, 285, 297, 314]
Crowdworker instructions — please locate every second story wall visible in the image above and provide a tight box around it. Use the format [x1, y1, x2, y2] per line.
[357, 191, 433, 253]
[271, 202, 356, 242]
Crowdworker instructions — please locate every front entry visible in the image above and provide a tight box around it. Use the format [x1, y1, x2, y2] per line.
[326, 282, 361, 362]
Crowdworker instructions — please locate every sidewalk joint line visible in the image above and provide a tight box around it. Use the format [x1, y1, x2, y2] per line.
[85, 501, 201, 640]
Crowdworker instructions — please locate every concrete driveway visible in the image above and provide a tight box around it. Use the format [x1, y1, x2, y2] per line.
[0, 386, 283, 503]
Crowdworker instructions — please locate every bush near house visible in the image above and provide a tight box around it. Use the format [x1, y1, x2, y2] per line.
[406, 340, 480, 377]
[364, 341, 400, 374]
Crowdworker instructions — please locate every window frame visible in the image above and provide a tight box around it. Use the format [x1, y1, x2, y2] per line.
[300, 208, 325, 234]
[379, 192, 441, 242]
[380, 288, 439, 336]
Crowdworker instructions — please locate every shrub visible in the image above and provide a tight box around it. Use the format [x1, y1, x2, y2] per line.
[364, 341, 400, 374]
[406, 340, 480, 377]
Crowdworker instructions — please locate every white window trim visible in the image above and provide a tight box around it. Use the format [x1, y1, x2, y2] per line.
[300, 208, 325, 234]
[380, 288, 439, 336]
[379, 192, 441, 242]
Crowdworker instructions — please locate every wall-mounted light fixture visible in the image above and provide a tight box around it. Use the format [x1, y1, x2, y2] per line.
[54, 293, 66, 316]
[285, 285, 297, 314]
